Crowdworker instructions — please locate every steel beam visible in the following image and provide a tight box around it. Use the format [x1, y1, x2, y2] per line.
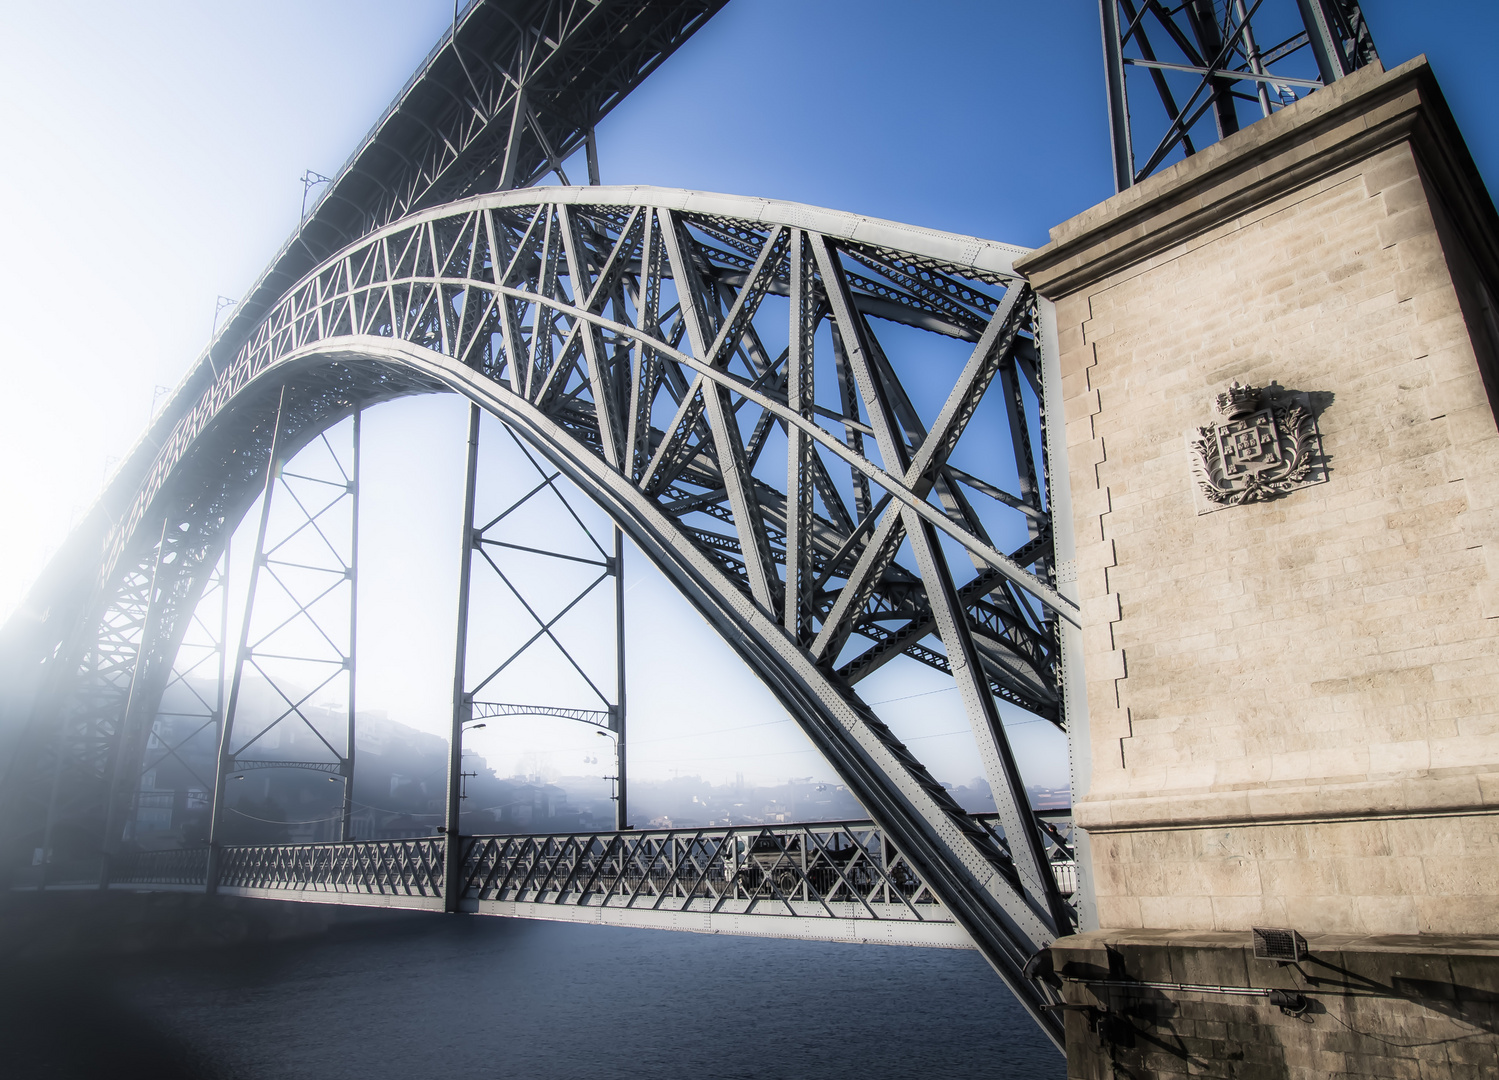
[1099, 0, 1379, 187]
[342, 408, 361, 842]
[613, 527, 628, 832]
[444, 402, 482, 912]
[13, 189, 1077, 1047]
[209, 387, 288, 893]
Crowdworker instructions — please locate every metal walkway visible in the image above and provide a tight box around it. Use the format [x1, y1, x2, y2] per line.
[102, 814, 1074, 949]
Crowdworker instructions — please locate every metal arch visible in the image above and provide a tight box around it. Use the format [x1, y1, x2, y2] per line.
[106, 187, 1059, 617]
[0, 370, 436, 881]
[0, 3, 728, 776]
[231, 760, 346, 777]
[32, 186, 1067, 1044]
[470, 703, 614, 729]
[11, 187, 1077, 1045]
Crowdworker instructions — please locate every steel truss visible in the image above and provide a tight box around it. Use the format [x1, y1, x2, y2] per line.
[110, 812, 1075, 949]
[126, 552, 229, 845]
[116, 1, 728, 539]
[22, 186, 1079, 1044]
[452, 418, 629, 834]
[0, 1, 725, 867]
[14, 500, 239, 885]
[0, 365, 437, 883]
[208, 401, 362, 858]
[1099, 0, 1379, 190]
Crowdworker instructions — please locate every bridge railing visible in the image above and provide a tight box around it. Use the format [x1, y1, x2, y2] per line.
[105, 814, 1076, 918]
[109, 838, 446, 897]
[460, 814, 1075, 918]
[461, 820, 945, 917]
[111, 846, 209, 887]
[218, 837, 445, 898]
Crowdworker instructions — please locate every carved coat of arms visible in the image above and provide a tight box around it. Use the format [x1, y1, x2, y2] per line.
[1188, 382, 1323, 512]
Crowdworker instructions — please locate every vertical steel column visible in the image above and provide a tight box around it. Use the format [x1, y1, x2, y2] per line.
[1184, 0, 1240, 142]
[35, 705, 72, 889]
[207, 386, 287, 893]
[585, 128, 601, 187]
[1098, 0, 1134, 192]
[444, 402, 482, 911]
[1234, 0, 1274, 118]
[613, 526, 627, 831]
[783, 228, 817, 639]
[215, 544, 229, 829]
[497, 90, 528, 191]
[341, 408, 361, 841]
[1297, 0, 1353, 83]
[98, 516, 171, 887]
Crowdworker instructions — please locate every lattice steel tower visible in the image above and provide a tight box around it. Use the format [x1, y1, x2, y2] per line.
[1101, 0, 1379, 190]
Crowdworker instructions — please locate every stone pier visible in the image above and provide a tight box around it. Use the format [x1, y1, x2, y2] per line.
[1016, 56, 1499, 1077]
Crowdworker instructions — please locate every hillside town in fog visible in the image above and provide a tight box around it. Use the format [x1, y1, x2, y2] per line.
[131, 677, 1068, 849]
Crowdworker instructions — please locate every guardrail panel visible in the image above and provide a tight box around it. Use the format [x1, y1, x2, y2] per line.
[103, 815, 1073, 922]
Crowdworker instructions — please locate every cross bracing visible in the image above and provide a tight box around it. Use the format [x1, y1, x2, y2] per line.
[234, 0, 731, 356]
[0, 367, 438, 877]
[0, 2, 729, 773]
[109, 812, 1077, 952]
[3, 186, 1080, 1046]
[211, 409, 362, 846]
[127, 553, 228, 845]
[1100, 0, 1379, 189]
[0, 0, 1423, 1059]
[452, 412, 630, 831]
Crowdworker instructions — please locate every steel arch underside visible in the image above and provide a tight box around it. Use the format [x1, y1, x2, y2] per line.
[7, 186, 1079, 1043]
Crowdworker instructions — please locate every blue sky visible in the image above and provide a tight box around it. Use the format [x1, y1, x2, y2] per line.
[2, 0, 1495, 792]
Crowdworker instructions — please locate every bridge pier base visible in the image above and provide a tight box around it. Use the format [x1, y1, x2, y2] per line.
[1018, 55, 1499, 1076]
[1050, 930, 1499, 1078]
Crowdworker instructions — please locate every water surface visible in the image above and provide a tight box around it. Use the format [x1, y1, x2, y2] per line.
[0, 915, 1064, 1079]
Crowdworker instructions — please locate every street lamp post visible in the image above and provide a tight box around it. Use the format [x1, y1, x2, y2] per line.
[597, 727, 627, 830]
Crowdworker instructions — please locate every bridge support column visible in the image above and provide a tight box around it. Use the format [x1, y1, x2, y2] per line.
[208, 387, 288, 893]
[1018, 57, 1499, 1075]
[443, 400, 634, 857]
[612, 525, 627, 832]
[98, 516, 171, 890]
[444, 403, 482, 913]
[341, 408, 361, 843]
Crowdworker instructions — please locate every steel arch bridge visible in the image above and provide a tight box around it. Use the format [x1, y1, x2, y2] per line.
[0, 184, 1082, 1040]
[0, 0, 1166, 1053]
[0, 0, 1396, 1059]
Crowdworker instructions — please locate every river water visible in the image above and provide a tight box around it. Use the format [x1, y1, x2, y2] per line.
[1, 915, 1064, 1079]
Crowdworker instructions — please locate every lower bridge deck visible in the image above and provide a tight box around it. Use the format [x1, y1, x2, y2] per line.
[97, 816, 1075, 949]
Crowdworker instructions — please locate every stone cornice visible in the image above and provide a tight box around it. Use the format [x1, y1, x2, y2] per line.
[1075, 770, 1499, 834]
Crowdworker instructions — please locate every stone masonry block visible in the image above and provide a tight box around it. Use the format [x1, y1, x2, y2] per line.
[1023, 57, 1499, 954]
